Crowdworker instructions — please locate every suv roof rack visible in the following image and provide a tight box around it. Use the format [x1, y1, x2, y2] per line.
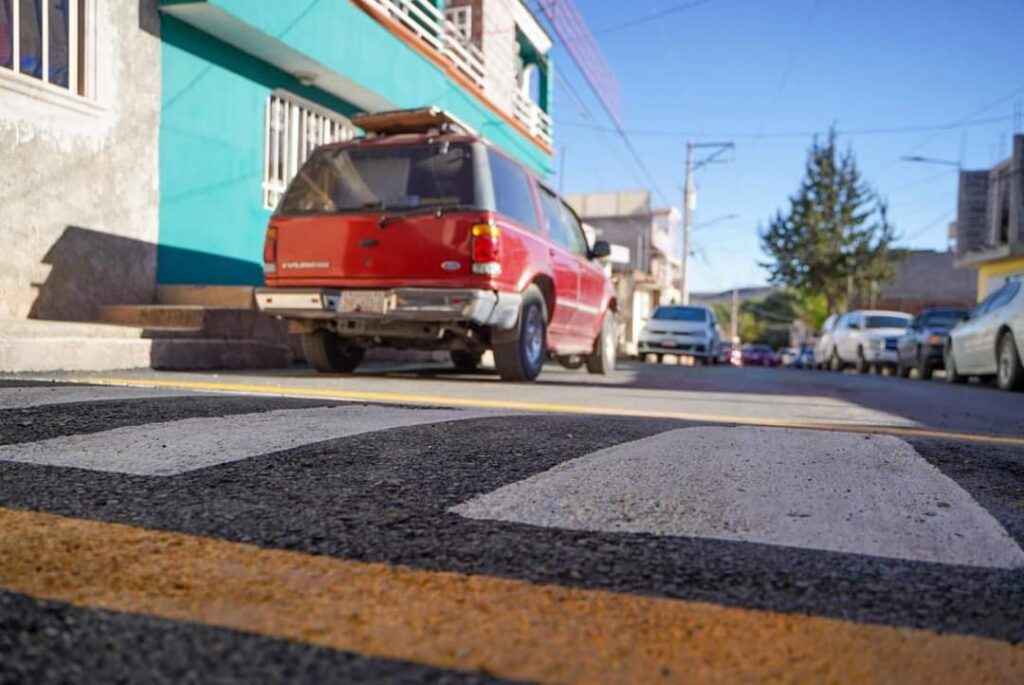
[352, 107, 477, 138]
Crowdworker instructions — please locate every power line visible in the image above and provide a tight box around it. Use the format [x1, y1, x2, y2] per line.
[553, 71, 649, 192]
[752, 0, 823, 140]
[590, 0, 717, 36]
[556, 114, 1014, 140]
[553, 59, 671, 205]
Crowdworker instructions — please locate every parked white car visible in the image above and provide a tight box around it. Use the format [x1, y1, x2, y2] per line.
[814, 313, 844, 370]
[946, 279, 1024, 391]
[638, 304, 722, 365]
[825, 310, 912, 373]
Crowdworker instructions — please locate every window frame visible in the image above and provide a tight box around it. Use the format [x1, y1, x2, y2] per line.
[1, 0, 94, 101]
[263, 90, 356, 211]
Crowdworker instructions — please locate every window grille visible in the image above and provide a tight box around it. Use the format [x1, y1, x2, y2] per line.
[262, 91, 355, 210]
[0, 0, 92, 97]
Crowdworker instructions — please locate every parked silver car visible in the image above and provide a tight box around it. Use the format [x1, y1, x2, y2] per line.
[946, 279, 1024, 391]
[638, 305, 722, 365]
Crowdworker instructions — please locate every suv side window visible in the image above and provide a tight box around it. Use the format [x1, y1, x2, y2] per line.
[537, 185, 568, 246]
[488, 150, 539, 231]
[560, 201, 590, 257]
[845, 315, 860, 329]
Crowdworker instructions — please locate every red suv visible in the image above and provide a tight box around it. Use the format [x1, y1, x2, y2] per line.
[256, 109, 617, 382]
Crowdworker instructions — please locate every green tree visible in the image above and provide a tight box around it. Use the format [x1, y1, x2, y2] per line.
[760, 129, 896, 313]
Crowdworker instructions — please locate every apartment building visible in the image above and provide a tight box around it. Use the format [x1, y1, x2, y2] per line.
[956, 134, 1024, 299]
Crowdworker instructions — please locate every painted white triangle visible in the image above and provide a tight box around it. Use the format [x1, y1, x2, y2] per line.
[452, 426, 1024, 569]
[0, 405, 492, 476]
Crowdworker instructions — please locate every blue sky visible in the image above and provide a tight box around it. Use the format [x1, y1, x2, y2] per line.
[546, 0, 1024, 293]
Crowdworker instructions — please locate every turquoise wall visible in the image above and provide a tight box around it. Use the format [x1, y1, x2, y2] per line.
[158, 0, 553, 286]
[158, 17, 361, 284]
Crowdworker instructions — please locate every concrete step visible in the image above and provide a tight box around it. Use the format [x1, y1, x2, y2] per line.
[0, 319, 153, 372]
[156, 285, 255, 309]
[0, 319, 292, 373]
[99, 305, 289, 341]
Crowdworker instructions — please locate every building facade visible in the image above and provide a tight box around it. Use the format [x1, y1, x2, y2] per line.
[1, 0, 554, 326]
[0, 0, 162, 321]
[564, 190, 682, 354]
[955, 134, 1024, 299]
[870, 249, 977, 313]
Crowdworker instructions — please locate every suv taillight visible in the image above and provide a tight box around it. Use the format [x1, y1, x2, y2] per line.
[263, 226, 278, 274]
[471, 222, 501, 276]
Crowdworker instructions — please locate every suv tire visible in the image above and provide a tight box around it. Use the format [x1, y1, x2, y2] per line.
[585, 312, 617, 375]
[996, 332, 1024, 391]
[493, 285, 547, 382]
[302, 330, 365, 374]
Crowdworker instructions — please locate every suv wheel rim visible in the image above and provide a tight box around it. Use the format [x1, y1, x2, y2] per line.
[523, 306, 544, 368]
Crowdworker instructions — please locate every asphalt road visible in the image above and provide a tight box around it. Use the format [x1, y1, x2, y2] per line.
[1, 360, 1023, 683]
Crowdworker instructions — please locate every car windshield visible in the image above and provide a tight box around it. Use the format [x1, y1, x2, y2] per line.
[652, 306, 707, 322]
[864, 315, 910, 329]
[922, 311, 968, 328]
[276, 142, 476, 215]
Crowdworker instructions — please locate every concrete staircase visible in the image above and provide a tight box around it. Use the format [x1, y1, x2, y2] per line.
[0, 319, 154, 372]
[0, 287, 292, 373]
[96, 286, 292, 370]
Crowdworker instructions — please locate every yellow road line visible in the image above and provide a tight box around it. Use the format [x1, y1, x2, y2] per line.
[69, 375, 1024, 447]
[2, 507, 1021, 684]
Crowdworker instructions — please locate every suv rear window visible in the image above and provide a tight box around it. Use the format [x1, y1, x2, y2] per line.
[652, 306, 707, 322]
[276, 142, 476, 215]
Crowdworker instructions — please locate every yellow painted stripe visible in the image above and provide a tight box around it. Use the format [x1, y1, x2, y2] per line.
[1, 507, 1021, 684]
[68, 375, 1024, 447]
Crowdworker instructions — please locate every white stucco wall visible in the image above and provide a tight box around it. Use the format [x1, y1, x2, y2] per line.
[0, 0, 161, 321]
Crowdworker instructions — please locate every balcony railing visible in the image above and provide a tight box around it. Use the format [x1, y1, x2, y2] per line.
[513, 88, 554, 147]
[361, 0, 553, 147]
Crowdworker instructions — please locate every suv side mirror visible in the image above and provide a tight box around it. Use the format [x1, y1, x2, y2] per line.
[590, 240, 612, 259]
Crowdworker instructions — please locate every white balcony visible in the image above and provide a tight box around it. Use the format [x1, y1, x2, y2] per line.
[361, 0, 552, 147]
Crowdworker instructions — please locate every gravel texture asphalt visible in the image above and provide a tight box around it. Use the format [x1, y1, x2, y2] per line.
[1, 382, 1023, 682]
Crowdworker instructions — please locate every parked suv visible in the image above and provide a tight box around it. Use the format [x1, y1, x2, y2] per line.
[256, 109, 617, 382]
[895, 307, 969, 380]
[825, 310, 912, 373]
[637, 305, 722, 365]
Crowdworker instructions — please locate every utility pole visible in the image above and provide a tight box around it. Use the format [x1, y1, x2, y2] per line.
[730, 287, 739, 343]
[681, 142, 694, 304]
[679, 141, 735, 306]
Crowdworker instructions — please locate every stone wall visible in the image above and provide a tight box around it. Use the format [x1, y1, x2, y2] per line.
[0, 0, 161, 321]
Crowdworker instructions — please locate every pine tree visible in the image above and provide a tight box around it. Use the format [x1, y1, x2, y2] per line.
[760, 129, 896, 313]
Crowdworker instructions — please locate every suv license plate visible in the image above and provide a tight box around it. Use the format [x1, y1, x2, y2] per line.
[661, 338, 678, 347]
[339, 291, 394, 315]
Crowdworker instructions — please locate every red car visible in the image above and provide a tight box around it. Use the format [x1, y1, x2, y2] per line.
[740, 344, 779, 367]
[256, 109, 617, 382]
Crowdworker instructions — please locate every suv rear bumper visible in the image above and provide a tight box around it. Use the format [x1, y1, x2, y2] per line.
[254, 288, 522, 330]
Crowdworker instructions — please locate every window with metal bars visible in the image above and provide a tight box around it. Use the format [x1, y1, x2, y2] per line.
[0, 0, 90, 96]
[262, 91, 356, 210]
